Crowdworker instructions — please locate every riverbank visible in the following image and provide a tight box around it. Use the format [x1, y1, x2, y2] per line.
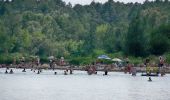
[1, 66, 170, 74]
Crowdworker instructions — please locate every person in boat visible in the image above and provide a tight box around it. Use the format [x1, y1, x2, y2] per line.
[146, 64, 151, 76]
[144, 59, 152, 75]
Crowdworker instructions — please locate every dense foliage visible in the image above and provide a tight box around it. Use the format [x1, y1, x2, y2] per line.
[0, 0, 170, 64]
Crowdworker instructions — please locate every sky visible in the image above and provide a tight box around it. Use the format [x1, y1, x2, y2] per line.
[63, 0, 153, 5]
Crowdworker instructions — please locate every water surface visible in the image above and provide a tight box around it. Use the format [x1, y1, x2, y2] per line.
[0, 68, 170, 100]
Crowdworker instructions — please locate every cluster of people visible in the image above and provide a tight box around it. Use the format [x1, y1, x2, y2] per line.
[123, 56, 167, 77]
[144, 56, 166, 76]
[0, 55, 169, 79]
[5, 68, 14, 74]
[124, 62, 137, 76]
[85, 63, 112, 76]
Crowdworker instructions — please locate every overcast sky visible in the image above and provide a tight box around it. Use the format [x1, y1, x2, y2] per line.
[63, 0, 153, 5]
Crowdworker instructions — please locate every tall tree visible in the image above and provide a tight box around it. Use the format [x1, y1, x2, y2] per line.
[124, 14, 147, 57]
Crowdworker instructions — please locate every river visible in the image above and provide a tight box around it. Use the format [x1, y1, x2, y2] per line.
[0, 68, 170, 100]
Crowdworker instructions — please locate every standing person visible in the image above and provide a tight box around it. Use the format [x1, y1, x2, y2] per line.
[159, 56, 165, 76]
[159, 56, 164, 68]
[91, 64, 96, 74]
[127, 63, 132, 74]
[124, 61, 131, 74]
[104, 65, 109, 75]
[131, 67, 137, 76]
[35, 56, 41, 73]
[88, 65, 93, 75]
[49, 59, 53, 69]
[69, 68, 73, 74]
[69, 66, 73, 74]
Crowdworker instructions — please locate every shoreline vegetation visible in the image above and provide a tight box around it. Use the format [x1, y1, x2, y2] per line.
[0, 0, 170, 66]
[0, 52, 170, 65]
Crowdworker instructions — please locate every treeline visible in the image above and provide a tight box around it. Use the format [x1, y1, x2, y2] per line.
[0, 0, 170, 64]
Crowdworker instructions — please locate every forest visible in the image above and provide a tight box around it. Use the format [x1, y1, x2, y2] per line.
[0, 0, 170, 65]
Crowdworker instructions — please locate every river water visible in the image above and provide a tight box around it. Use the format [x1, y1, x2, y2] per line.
[0, 68, 170, 100]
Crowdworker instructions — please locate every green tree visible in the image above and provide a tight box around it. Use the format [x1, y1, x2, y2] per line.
[150, 24, 170, 55]
[124, 14, 147, 57]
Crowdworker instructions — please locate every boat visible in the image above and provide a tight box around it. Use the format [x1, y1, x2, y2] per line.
[141, 73, 159, 77]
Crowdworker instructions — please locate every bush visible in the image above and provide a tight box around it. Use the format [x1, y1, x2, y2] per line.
[40, 57, 49, 63]
[0, 53, 47, 64]
[129, 56, 143, 66]
[165, 53, 170, 64]
[0, 53, 22, 64]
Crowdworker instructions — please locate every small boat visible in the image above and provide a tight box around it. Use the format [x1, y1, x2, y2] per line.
[141, 73, 159, 77]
